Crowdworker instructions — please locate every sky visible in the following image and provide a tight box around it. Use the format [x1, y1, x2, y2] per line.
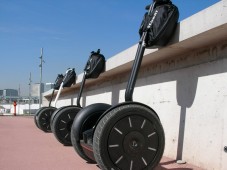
[0, 0, 220, 96]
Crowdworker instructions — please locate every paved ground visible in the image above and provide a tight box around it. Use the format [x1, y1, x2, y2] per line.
[0, 116, 204, 170]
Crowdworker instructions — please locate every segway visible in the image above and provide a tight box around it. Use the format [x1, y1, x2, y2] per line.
[36, 68, 76, 132]
[34, 73, 64, 129]
[71, 0, 179, 169]
[50, 49, 105, 146]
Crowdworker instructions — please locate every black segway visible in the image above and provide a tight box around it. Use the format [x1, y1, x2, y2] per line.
[34, 73, 64, 129]
[36, 68, 76, 132]
[71, 0, 179, 169]
[50, 50, 105, 146]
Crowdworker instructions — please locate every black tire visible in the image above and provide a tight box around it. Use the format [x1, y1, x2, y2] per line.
[50, 106, 68, 130]
[34, 107, 48, 129]
[37, 107, 57, 132]
[93, 103, 165, 170]
[51, 106, 81, 146]
[71, 103, 111, 163]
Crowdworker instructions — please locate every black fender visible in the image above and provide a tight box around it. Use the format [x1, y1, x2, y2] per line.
[94, 101, 160, 129]
[35, 107, 49, 116]
[72, 103, 111, 140]
[71, 103, 111, 162]
[50, 105, 80, 127]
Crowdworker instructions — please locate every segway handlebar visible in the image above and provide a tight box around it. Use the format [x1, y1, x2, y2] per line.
[63, 68, 74, 81]
[53, 81, 64, 107]
[146, 0, 171, 10]
[52, 68, 74, 107]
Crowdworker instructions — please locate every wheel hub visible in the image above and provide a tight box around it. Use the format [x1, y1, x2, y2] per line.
[124, 131, 145, 155]
[131, 140, 138, 148]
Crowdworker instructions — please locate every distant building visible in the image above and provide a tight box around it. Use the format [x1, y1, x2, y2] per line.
[44, 83, 54, 92]
[3, 89, 18, 97]
[0, 90, 3, 96]
[0, 83, 52, 104]
[31, 83, 44, 97]
[0, 89, 19, 103]
[29, 83, 44, 104]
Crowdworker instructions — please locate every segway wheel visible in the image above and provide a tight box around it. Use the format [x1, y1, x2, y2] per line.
[34, 110, 40, 128]
[34, 107, 48, 129]
[37, 107, 56, 132]
[51, 106, 81, 146]
[93, 104, 165, 170]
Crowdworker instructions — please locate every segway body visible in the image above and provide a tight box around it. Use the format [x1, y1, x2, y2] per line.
[51, 50, 106, 146]
[34, 74, 64, 130]
[36, 68, 76, 132]
[71, 0, 179, 169]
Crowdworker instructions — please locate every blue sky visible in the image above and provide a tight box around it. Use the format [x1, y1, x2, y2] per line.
[0, 0, 220, 96]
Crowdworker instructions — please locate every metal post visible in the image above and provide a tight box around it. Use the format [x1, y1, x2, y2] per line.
[39, 48, 44, 108]
[29, 72, 32, 115]
[18, 84, 20, 115]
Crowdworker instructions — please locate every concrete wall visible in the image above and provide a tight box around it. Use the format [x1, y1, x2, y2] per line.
[43, 1, 227, 169]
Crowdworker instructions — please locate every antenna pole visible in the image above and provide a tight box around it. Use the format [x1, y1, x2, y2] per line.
[29, 72, 32, 115]
[39, 48, 44, 108]
[18, 84, 20, 114]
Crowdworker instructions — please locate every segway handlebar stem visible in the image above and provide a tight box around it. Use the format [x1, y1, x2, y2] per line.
[125, 36, 146, 102]
[48, 89, 55, 107]
[53, 82, 64, 107]
[76, 71, 87, 108]
[125, 1, 156, 102]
